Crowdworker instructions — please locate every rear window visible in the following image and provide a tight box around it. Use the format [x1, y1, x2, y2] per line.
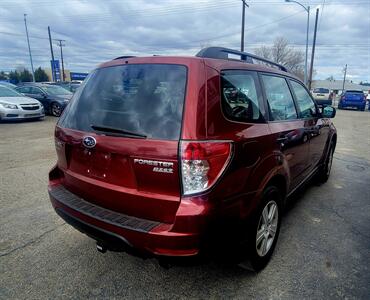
[221, 70, 264, 123]
[59, 64, 187, 140]
[345, 90, 363, 94]
[313, 88, 329, 93]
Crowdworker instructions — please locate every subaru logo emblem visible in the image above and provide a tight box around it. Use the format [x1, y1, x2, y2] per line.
[82, 136, 96, 149]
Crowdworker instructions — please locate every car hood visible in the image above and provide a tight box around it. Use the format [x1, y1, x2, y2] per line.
[0, 96, 41, 105]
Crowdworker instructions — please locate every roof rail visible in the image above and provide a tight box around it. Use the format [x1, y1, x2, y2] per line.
[114, 56, 136, 60]
[196, 47, 288, 72]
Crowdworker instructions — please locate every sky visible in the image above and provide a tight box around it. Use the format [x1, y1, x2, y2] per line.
[0, 0, 369, 82]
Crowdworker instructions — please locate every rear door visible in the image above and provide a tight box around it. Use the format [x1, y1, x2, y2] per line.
[261, 74, 310, 188]
[55, 63, 188, 223]
[289, 79, 329, 170]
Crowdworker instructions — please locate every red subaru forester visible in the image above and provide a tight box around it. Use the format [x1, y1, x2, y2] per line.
[48, 47, 337, 270]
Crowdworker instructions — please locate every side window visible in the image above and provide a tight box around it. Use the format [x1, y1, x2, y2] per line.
[261, 75, 297, 121]
[17, 87, 30, 93]
[289, 80, 317, 118]
[221, 70, 263, 122]
[29, 87, 43, 95]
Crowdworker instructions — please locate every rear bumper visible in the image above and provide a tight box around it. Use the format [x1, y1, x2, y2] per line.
[48, 183, 210, 257]
[339, 101, 366, 109]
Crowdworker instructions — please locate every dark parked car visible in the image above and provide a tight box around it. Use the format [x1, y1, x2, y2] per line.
[338, 90, 367, 111]
[48, 47, 337, 271]
[50, 81, 81, 93]
[16, 83, 73, 116]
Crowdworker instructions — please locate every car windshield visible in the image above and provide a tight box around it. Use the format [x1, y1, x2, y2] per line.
[313, 88, 329, 93]
[43, 85, 73, 96]
[59, 64, 187, 140]
[0, 86, 22, 97]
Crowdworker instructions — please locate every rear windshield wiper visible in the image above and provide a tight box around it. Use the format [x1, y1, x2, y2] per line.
[91, 125, 147, 139]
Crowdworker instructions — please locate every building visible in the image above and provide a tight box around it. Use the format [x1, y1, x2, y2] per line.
[45, 68, 71, 82]
[312, 80, 369, 94]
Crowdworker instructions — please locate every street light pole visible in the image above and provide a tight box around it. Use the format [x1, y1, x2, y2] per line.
[240, 0, 249, 52]
[305, 6, 310, 86]
[23, 14, 35, 82]
[285, 0, 310, 86]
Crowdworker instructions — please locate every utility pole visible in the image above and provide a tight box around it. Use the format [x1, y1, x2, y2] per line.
[57, 40, 66, 81]
[48, 26, 56, 82]
[342, 64, 347, 92]
[308, 8, 319, 90]
[240, 0, 249, 52]
[24, 14, 35, 82]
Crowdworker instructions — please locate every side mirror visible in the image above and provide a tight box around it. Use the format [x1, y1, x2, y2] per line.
[322, 106, 336, 118]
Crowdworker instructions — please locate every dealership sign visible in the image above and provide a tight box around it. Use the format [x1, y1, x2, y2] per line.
[70, 72, 88, 81]
[50, 60, 61, 82]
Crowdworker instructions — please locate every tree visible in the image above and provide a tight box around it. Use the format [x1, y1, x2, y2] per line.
[254, 37, 305, 80]
[19, 69, 33, 82]
[9, 71, 19, 84]
[0, 71, 8, 80]
[35, 67, 49, 82]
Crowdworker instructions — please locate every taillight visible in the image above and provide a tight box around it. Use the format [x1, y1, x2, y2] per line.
[341, 95, 345, 101]
[180, 141, 233, 195]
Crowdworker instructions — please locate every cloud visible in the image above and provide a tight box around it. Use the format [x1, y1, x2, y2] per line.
[0, 0, 369, 82]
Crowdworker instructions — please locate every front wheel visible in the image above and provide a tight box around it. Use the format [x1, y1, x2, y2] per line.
[243, 186, 282, 271]
[51, 102, 62, 117]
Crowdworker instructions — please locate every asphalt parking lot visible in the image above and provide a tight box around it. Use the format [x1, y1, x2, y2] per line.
[1, 109, 369, 299]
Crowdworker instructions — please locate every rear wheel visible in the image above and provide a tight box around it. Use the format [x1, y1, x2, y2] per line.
[51, 102, 62, 117]
[242, 186, 282, 271]
[316, 142, 334, 183]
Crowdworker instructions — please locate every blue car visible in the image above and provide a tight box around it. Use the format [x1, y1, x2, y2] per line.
[338, 90, 367, 111]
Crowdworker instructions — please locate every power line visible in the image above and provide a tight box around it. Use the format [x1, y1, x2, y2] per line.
[1, 1, 368, 25]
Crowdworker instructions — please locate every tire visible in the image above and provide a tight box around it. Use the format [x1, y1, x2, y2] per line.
[316, 142, 334, 183]
[51, 102, 62, 117]
[242, 186, 282, 272]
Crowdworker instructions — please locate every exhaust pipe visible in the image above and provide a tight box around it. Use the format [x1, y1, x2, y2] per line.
[96, 242, 107, 253]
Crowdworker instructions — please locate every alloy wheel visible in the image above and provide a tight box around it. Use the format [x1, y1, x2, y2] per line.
[51, 103, 61, 117]
[256, 200, 279, 257]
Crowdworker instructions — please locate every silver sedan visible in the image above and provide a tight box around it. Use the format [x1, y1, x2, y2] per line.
[0, 86, 45, 121]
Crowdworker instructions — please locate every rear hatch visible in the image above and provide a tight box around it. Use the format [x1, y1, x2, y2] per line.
[312, 88, 330, 100]
[55, 63, 188, 223]
[344, 90, 364, 102]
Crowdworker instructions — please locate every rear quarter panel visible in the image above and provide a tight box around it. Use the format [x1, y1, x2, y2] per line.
[202, 64, 288, 220]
